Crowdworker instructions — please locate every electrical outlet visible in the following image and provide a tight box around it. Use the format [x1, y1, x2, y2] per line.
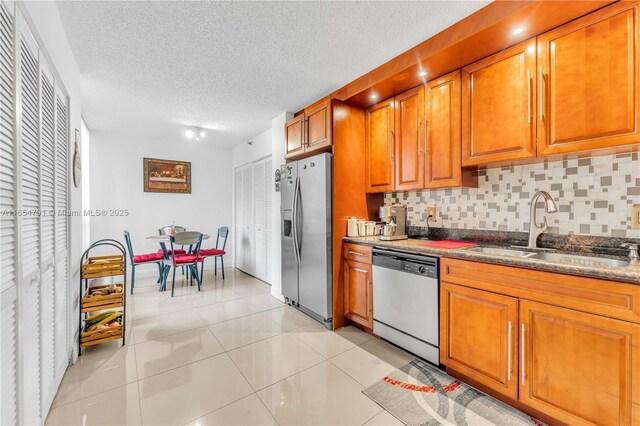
[632, 204, 640, 229]
[426, 207, 438, 223]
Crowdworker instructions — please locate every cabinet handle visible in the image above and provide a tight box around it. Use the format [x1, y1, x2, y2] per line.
[521, 323, 526, 385]
[389, 130, 395, 161]
[353, 267, 368, 273]
[526, 71, 531, 124]
[539, 67, 544, 122]
[348, 250, 365, 257]
[507, 321, 513, 381]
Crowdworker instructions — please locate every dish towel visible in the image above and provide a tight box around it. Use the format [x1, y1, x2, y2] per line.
[419, 240, 478, 249]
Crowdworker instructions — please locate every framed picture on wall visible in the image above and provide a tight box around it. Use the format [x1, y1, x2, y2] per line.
[143, 158, 191, 193]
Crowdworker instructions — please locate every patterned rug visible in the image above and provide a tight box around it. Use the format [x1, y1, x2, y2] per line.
[363, 358, 544, 426]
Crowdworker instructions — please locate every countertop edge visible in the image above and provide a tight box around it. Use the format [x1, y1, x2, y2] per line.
[343, 237, 640, 285]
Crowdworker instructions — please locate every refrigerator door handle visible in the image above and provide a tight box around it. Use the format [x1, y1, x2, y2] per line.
[292, 175, 301, 264]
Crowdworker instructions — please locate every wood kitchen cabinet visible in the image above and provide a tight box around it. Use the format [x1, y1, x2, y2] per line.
[519, 300, 640, 426]
[285, 96, 332, 160]
[343, 243, 373, 329]
[462, 38, 537, 166]
[440, 282, 519, 399]
[394, 85, 424, 191]
[537, 1, 640, 156]
[343, 259, 373, 329]
[425, 71, 477, 189]
[365, 98, 395, 193]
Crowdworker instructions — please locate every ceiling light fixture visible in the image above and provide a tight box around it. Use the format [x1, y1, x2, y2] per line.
[512, 26, 525, 35]
[186, 127, 206, 141]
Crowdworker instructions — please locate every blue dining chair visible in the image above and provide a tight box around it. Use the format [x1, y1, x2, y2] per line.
[124, 230, 165, 294]
[159, 231, 203, 297]
[199, 226, 229, 281]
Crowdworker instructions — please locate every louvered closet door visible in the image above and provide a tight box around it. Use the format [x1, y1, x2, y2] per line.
[253, 160, 266, 281]
[265, 158, 272, 284]
[234, 167, 243, 269]
[54, 88, 68, 384]
[0, 3, 18, 424]
[18, 25, 42, 426]
[39, 62, 56, 413]
[242, 165, 254, 274]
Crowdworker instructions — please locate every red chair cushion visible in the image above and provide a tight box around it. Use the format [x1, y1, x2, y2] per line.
[157, 248, 186, 255]
[200, 248, 225, 257]
[173, 254, 200, 265]
[133, 253, 164, 263]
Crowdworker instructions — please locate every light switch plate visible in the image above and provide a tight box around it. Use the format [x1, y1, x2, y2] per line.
[632, 204, 640, 229]
[426, 207, 437, 223]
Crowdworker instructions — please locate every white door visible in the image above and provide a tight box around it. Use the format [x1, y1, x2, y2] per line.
[18, 23, 43, 426]
[253, 160, 266, 281]
[242, 165, 254, 274]
[234, 167, 243, 270]
[0, 3, 18, 424]
[39, 59, 57, 413]
[265, 158, 273, 283]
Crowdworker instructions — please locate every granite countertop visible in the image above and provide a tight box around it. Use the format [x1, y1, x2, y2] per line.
[344, 236, 640, 284]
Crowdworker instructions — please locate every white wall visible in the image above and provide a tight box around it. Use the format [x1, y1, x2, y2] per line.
[269, 113, 291, 300]
[90, 130, 233, 271]
[20, 0, 83, 363]
[232, 128, 272, 168]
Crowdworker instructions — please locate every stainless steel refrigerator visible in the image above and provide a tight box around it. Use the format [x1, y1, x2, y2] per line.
[280, 152, 332, 328]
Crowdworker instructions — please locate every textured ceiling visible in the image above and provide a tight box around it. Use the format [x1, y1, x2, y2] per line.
[56, 1, 489, 148]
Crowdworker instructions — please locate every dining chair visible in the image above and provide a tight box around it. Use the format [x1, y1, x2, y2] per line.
[123, 230, 165, 294]
[199, 226, 229, 281]
[158, 225, 188, 255]
[159, 231, 203, 297]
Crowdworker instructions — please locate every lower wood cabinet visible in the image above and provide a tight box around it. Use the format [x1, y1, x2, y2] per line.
[441, 258, 640, 425]
[440, 282, 518, 399]
[519, 300, 640, 426]
[343, 259, 373, 329]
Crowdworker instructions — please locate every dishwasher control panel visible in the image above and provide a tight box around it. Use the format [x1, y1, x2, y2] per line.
[372, 248, 438, 279]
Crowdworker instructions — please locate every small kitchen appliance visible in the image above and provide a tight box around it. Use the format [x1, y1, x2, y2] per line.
[379, 205, 408, 241]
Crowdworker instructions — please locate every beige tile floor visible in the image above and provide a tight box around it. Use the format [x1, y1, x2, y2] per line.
[46, 268, 410, 426]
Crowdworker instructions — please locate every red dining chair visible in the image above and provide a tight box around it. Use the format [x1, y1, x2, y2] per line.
[158, 231, 204, 297]
[199, 226, 229, 281]
[124, 230, 165, 294]
[158, 225, 187, 256]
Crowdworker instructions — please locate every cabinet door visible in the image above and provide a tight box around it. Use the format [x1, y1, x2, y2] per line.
[519, 300, 640, 426]
[462, 38, 537, 166]
[537, 2, 640, 156]
[440, 282, 518, 399]
[285, 115, 305, 159]
[343, 259, 372, 328]
[394, 85, 424, 191]
[425, 71, 463, 188]
[365, 98, 395, 193]
[304, 96, 332, 152]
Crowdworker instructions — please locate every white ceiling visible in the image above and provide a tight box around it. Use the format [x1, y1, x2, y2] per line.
[56, 1, 489, 148]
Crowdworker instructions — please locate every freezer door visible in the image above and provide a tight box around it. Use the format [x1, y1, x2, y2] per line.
[297, 153, 332, 321]
[280, 162, 299, 303]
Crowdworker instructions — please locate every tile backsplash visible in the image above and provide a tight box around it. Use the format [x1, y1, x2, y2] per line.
[384, 153, 640, 239]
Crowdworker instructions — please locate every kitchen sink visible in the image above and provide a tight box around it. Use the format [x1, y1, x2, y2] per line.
[466, 247, 538, 258]
[532, 252, 629, 268]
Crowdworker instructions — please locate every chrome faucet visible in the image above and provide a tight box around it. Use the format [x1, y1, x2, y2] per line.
[527, 191, 558, 249]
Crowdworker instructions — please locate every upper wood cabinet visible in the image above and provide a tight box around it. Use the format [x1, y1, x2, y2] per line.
[537, 1, 640, 156]
[440, 282, 519, 399]
[285, 115, 305, 158]
[285, 96, 332, 160]
[462, 38, 537, 166]
[519, 300, 640, 426]
[394, 85, 424, 191]
[365, 98, 395, 193]
[425, 71, 477, 189]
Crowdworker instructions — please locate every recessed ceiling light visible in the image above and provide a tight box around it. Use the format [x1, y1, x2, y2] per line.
[512, 26, 525, 35]
[371, 94, 378, 99]
[418, 71, 427, 77]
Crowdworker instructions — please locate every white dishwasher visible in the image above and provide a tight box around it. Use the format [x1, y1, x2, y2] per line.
[372, 248, 440, 365]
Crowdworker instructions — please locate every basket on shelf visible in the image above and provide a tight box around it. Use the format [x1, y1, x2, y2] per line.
[78, 239, 127, 355]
